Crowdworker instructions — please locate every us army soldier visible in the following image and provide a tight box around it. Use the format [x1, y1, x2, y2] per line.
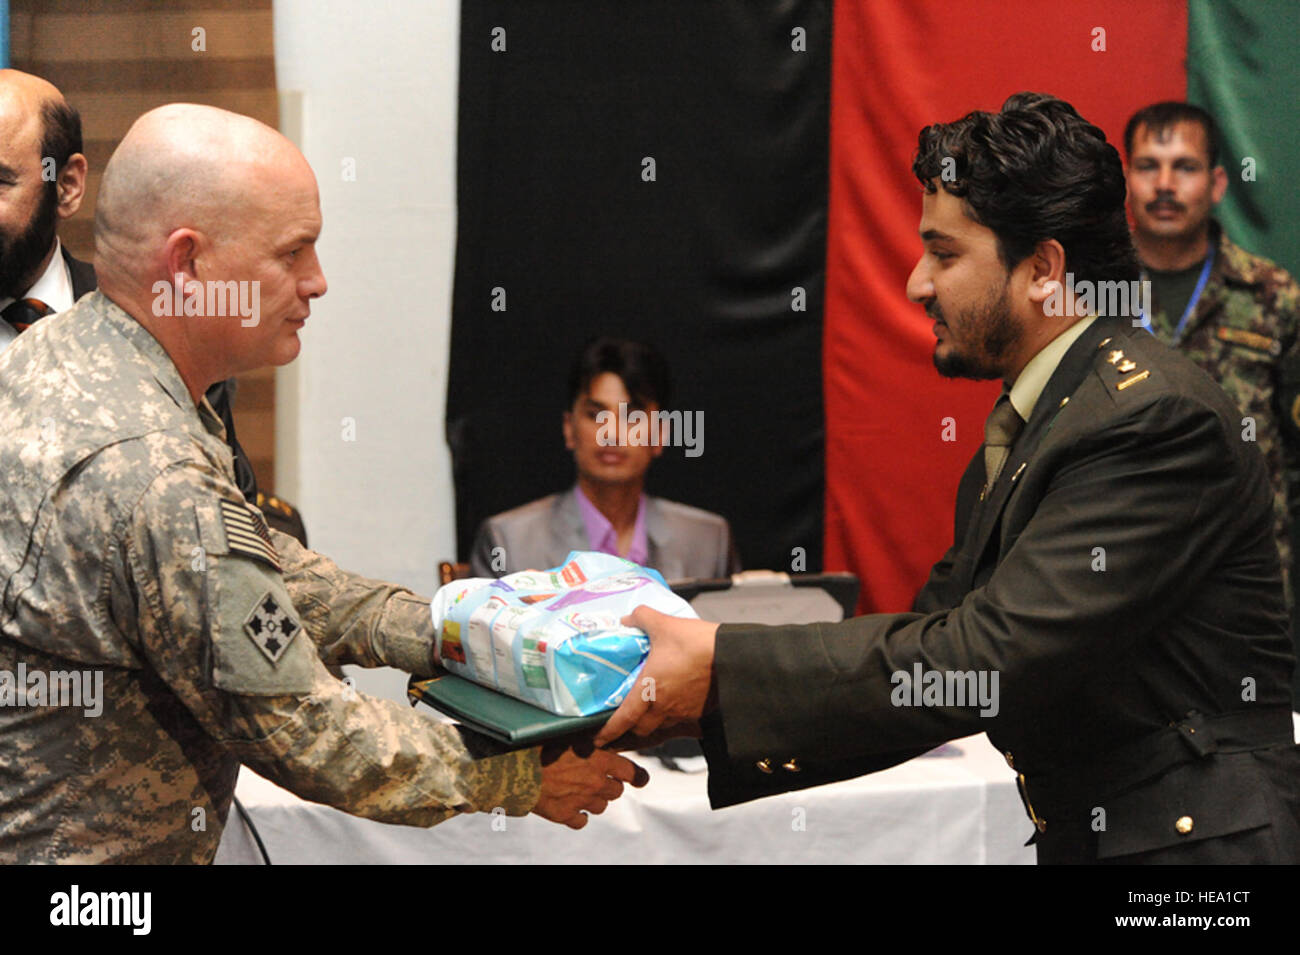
[0, 104, 645, 863]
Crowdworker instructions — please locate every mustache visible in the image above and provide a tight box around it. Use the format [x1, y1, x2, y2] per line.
[1146, 198, 1185, 213]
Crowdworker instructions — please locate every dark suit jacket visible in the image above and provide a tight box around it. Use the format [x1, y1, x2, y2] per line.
[62, 249, 260, 503]
[701, 316, 1300, 863]
[63, 246, 95, 302]
[469, 488, 740, 580]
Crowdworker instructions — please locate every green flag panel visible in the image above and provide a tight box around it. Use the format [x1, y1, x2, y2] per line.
[1189, 0, 1300, 277]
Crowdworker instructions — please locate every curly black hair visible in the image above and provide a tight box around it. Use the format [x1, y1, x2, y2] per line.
[913, 92, 1138, 288]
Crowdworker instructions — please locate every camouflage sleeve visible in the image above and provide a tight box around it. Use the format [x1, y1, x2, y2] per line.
[269, 527, 440, 675]
[1281, 354, 1300, 520]
[126, 460, 541, 824]
[1268, 276, 1300, 537]
[1268, 274, 1300, 612]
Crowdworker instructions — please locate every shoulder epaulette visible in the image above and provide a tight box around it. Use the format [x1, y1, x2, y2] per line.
[1096, 338, 1150, 392]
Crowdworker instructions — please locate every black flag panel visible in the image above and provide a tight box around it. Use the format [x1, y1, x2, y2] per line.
[448, 1, 831, 573]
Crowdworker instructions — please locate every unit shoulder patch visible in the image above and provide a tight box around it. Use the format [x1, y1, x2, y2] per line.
[243, 591, 301, 664]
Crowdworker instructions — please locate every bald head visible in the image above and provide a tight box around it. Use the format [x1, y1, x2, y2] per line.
[0, 68, 82, 178]
[0, 68, 67, 112]
[91, 103, 326, 402]
[95, 104, 309, 274]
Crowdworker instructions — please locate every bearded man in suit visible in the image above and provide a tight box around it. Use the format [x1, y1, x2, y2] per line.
[0, 70, 92, 341]
[597, 93, 1300, 864]
[0, 69, 306, 543]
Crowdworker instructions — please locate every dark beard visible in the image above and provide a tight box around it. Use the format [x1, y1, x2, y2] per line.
[931, 277, 1020, 381]
[0, 184, 60, 300]
[934, 345, 1003, 381]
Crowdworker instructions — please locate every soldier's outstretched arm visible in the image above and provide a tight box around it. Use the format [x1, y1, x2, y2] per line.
[268, 525, 443, 675]
[126, 459, 643, 828]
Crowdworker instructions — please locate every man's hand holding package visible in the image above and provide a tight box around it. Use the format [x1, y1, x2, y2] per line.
[594, 606, 719, 747]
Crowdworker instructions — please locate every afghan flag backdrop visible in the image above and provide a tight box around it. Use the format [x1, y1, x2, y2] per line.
[450, 0, 1299, 611]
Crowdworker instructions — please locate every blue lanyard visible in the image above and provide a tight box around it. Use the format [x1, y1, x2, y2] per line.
[1140, 244, 1215, 344]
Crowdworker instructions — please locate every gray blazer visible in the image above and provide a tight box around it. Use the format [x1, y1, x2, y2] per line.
[469, 489, 740, 581]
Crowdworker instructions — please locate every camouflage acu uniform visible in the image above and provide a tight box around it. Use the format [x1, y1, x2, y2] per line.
[1143, 221, 1300, 608]
[0, 292, 541, 863]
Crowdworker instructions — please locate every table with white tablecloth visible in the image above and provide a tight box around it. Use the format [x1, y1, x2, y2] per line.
[215, 732, 1038, 864]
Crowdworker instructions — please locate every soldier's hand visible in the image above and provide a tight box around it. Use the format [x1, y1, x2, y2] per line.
[532, 739, 649, 829]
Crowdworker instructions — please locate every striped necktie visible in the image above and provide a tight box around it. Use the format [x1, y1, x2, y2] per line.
[2, 297, 54, 333]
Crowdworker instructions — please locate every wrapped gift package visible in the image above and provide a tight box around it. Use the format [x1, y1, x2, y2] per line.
[430, 551, 698, 716]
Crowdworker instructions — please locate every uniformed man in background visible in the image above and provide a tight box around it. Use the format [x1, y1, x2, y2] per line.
[1124, 103, 1300, 703]
[0, 103, 645, 863]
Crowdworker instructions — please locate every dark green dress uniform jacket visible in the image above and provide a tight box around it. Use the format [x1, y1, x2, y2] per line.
[701, 315, 1300, 863]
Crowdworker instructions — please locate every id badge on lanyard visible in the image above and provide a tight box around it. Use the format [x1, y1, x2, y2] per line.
[1138, 245, 1215, 345]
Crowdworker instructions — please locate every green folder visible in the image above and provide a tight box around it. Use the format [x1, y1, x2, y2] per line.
[408, 673, 610, 747]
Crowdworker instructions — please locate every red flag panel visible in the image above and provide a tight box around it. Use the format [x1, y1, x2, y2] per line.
[826, 0, 1187, 611]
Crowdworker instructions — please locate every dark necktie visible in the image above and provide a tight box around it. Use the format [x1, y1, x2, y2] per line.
[2, 297, 54, 333]
[983, 393, 1024, 488]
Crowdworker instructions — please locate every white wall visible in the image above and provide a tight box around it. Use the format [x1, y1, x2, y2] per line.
[274, 0, 461, 703]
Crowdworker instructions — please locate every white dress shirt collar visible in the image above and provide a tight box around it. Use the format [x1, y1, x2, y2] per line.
[1009, 315, 1097, 423]
[0, 239, 75, 353]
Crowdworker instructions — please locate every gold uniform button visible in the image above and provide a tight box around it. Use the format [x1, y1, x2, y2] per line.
[1175, 815, 1194, 835]
[1003, 751, 1015, 770]
[756, 758, 774, 774]
[782, 758, 801, 773]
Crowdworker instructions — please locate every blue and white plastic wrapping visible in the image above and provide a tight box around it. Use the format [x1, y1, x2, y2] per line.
[430, 551, 698, 717]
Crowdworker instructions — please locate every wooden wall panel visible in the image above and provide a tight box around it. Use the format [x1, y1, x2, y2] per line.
[10, 0, 280, 489]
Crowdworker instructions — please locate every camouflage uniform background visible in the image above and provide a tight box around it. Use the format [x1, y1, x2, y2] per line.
[1144, 221, 1300, 702]
[0, 292, 541, 863]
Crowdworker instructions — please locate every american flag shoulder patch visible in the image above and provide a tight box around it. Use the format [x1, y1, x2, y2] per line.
[219, 498, 281, 571]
